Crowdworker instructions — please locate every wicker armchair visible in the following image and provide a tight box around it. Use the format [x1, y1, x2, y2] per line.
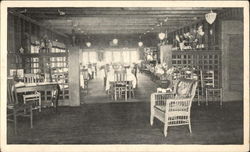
[150, 78, 198, 137]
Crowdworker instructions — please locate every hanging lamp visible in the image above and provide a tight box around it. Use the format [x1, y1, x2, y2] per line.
[113, 38, 118, 45]
[205, 10, 217, 24]
[158, 22, 166, 40]
[86, 35, 91, 47]
[138, 35, 143, 47]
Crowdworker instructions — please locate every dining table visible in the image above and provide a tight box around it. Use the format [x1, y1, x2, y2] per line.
[15, 82, 60, 112]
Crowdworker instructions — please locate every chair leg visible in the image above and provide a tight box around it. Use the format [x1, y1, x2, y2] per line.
[150, 115, 154, 126]
[39, 97, 42, 112]
[30, 107, 33, 129]
[206, 89, 208, 106]
[114, 89, 117, 100]
[197, 90, 200, 106]
[125, 88, 127, 101]
[164, 123, 168, 137]
[188, 119, 192, 133]
[220, 88, 223, 109]
[13, 110, 17, 134]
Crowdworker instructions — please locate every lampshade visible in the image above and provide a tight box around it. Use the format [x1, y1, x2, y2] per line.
[158, 32, 166, 40]
[138, 42, 143, 47]
[205, 10, 217, 24]
[86, 42, 91, 47]
[113, 39, 118, 45]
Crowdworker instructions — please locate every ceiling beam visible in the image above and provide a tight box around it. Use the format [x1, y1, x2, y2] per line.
[8, 10, 69, 38]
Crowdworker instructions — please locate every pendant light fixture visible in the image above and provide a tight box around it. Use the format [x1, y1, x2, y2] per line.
[113, 38, 118, 45]
[138, 42, 143, 47]
[138, 35, 143, 47]
[205, 10, 217, 24]
[86, 35, 91, 47]
[158, 22, 166, 40]
[86, 42, 91, 47]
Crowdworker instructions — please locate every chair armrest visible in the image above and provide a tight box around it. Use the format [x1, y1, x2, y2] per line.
[165, 97, 193, 114]
[151, 92, 175, 107]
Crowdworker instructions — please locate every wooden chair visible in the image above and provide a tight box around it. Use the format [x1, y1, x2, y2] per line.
[7, 79, 34, 134]
[150, 78, 198, 137]
[23, 73, 39, 83]
[192, 69, 203, 106]
[113, 70, 127, 100]
[23, 73, 42, 112]
[80, 69, 89, 94]
[126, 81, 135, 99]
[202, 70, 223, 108]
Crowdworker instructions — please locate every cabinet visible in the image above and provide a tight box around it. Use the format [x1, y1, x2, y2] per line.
[172, 50, 221, 88]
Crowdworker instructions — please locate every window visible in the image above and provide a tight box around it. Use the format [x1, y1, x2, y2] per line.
[122, 51, 130, 63]
[113, 51, 121, 63]
[104, 51, 112, 63]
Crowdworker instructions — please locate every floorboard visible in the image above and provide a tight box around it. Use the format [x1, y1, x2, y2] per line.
[7, 73, 243, 144]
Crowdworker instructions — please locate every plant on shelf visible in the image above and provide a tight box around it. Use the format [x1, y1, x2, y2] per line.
[173, 25, 205, 51]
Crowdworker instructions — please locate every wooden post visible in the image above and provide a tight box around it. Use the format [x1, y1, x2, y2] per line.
[68, 46, 80, 106]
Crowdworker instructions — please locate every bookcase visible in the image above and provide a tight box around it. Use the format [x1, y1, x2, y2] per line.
[23, 43, 69, 105]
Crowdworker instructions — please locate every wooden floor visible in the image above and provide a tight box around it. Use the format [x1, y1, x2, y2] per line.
[7, 73, 243, 144]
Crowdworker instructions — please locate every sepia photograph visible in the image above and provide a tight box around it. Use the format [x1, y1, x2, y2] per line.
[0, 1, 249, 152]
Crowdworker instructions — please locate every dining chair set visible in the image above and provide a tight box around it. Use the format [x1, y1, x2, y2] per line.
[7, 74, 59, 134]
[109, 70, 135, 101]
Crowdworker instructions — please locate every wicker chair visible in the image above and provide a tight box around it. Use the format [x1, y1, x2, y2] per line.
[150, 78, 198, 137]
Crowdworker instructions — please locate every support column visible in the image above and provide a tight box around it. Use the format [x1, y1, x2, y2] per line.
[68, 46, 80, 106]
[160, 45, 172, 68]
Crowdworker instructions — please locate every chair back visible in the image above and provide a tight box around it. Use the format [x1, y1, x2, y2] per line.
[173, 78, 198, 99]
[167, 79, 198, 118]
[201, 70, 215, 88]
[24, 73, 39, 83]
[114, 70, 127, 82]
[7, 78, 18, 105]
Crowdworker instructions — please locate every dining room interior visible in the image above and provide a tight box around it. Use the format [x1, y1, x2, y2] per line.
[5, 7, 244, 144]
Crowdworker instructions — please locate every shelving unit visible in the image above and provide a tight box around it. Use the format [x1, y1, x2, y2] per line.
[172, 50, 221, 88]
[23, 45, 69, 105]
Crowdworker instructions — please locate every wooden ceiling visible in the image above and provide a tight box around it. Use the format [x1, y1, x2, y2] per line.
[11, 7, 226, 35]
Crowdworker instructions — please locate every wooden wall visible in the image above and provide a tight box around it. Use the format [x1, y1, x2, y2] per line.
[221, 20, 243, 101]
[7, 12, 69, 74]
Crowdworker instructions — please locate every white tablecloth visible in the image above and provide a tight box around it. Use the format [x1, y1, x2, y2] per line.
[105, 72, 137, 91]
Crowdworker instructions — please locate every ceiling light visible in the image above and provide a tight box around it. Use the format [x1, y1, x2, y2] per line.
[164, 17, 168, 22]
[86, 42, 91, 47]
[78, 27, 81, 31]
[138, 42, 143, 47]
[158, 32, 165, 40]
[81, 31, 84, 33]
[205, 10, 217, 24]
[113, 39, 118, 45]
[73, 21, 78, 27]
[58, 9, 66, 16]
